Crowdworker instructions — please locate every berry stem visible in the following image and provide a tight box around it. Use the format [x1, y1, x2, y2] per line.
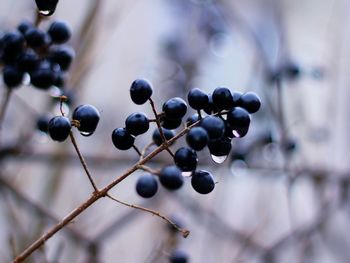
[132, 145, 142, 156]
[136, 164, 160, 175]
[69, 131, 99, 193]
[106, 194, 189, 238]
[139, 142, 154, 161]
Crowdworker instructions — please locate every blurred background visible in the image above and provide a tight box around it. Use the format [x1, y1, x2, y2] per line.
[0, 0, 350, 262]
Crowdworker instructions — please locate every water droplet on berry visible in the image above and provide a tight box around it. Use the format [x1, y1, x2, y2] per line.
[232, 130, 240, 138]
[49, 86, 62, 97]
[211, 154, 228, 164]
[181, 171, 192, 177]
[22, 73, 31, 86]
[39, 10, 52, 16]
[80, 131, 93, 137]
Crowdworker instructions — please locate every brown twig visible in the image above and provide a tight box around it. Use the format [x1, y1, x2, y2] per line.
[106, 194, 190, 238]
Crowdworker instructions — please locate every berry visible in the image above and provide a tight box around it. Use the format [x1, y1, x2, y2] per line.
[72, 104, 100, 135]
[186, 127, 208, 151]
[238, 92, 261, 113]
[186, 114, 200, 126]
[191, 170, 215, 194]
[174, 147, 198, 172]
[212, 87, 234, 110]
[2, 31, 25, 56]
[232, 91, 242, 106]
[18, 50, 40, 72]
[187, 88, 209, 110]
[112, 128, 135, 150]
[36, 115, 50, 133]
[30, 63, 55, 89]
[48, 116, 71, 142]
[159, 166, 183, 190]
[49, 46, 75, 71]
[200, 116, 225, 139]
[161, 117, 182, 129]
[125, 112, 149, 136]
[203, 94, 218, 114]
[152, 128, 175, 146]
[226, 107, 250, 131]
[2, 66, 24, 88]
[130, 79, 153, 105]
[53, 70, 65, 87]
[136, 174, 158, 198]
[48, 21, 71, 44]
[208, 137, 232, 156]
[24, 28, 48, 48]
[35, 0, 59, 15]
[169, 250, 188, 263]
[17, 21, 34, 35]
[162, 97, 187, 120]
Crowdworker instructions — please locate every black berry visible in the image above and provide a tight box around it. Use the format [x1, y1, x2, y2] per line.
[36, 115, 50, 133]
[203, 94, 219, 114]
[125, 112, 149, 136]
[186, 127, 208, 151]
[112, 128, 135, 150]
[17, 21, 34, 35]
[18, 50, 40, 72]
[238, 92, 261, 113]
[152, 128, 175, 146]
[200, 116, 225, 139]
[161, 117, 182, 129]
[174, 147, 198, 172]
[159, 166, 184, 190]
[130, 79, 153, 105]
[48, 21, 71, 44]
[48, 116, 71, 142]
[49, 46, 75, 71]
[212, 87, 234, 110]
[208, 137, 232, 156]
[226, 107, 250, 132]
[136, 174, 158, 198]
[186, 114, 200, 126]
[24, 28, 49, 48]
[191, 170, 215, 194]
[162, 97, 187, 120]
[2, 31, 25, 57]
[187, 88, 209, 110]
[72, 104, 100, 135]
[30, 64, 55, 89]
[3, 66, 24, 88]
[169, 250, 188, 263]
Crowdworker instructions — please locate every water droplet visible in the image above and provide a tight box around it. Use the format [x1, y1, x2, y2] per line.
[49, 86, 62, 97]
[22, 73, 30, 86]
[80, 131, 93, 137]
[211, 154, 228, 164]
[232, 130, 240, 138]
[39, 10, 54, 16]
[181, 171, 192, 177]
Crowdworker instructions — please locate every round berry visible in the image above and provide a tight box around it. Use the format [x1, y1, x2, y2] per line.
[162, 97, 187, 120]
[35, 0, 59, 15]
[212, 87, 234, 110]
[2, 31, 25, 56]
[187, 88, 209, 110]
[125, 112, 149, 136]
[232, 91, 242, 106]
[30, 64, 55, 89]
[112, 128, 135, 150]
[17, 21, 34, 35]
[186, 114, 200, 126]
[36, 115, 50, 133]
[200, 116, 225, 139]
[152, 128, 175, 146]
[48, 21, 71, 44]
[238, 92, 261, 113]
[25, 28, 49, 48]
[136, 174, 158, 198]
[72, 104, 100, 135]
[130, 79, 153, 105]
[186, 127, 208, 151]
[203, 94, 219, 114]
[191, 170, 215, 194]
[159, 166, 184, 190]
[3, 66, 24, 88]
[226, 107, 251, 131]
[208, 137, 232, 156]
[48, 116, 71, 142]
[170, 250, 188, 263]
[49, 46, 75, 71]
[174, 147, 198, 172]
[18, 50, 40, 72]
[161, 117, 182, 129]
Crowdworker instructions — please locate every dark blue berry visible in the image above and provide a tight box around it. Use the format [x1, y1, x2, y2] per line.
[174, 147, 198, 172]
[17, 21, 34, 35]
[191, 170, 215, 194]
[161, 117, 182, 129]
[187, 88, 209, 110]
[2, 31, 25, 57]
[186, 114, 200, 126]
[112, 128, 135, 150]
[18, 50, 40, 72]
[162, 97, 187, 120]
[25, 28, 49, 48]
[200, 116, 225, 139]
[48, 116, 71, 142]
[35, 0, 59, 16]
[136, 174, 158, 198]
[170, 250, 188, 263]
[72, 104, 100, 135]
[48, 46, 75, 71]
[186, 127, 208, 151]
[212, 87, 234, 110]
[130, 79, 153, 105]
[159, 166, 183, 190]
[30, 63, 55, 89]
[125, 112, 149, 136]
[203, 94, 219, 114]
[48, 21, 71, 44]
[208, 137, 232, 156]
[238, 92, 261, 113]
[3, 66, 24, 88]
[152, 128, 175, 146]
[36, 115, 50, 133]
[226, 107, 250, 132]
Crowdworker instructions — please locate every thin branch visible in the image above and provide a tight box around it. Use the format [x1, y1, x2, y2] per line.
[106, 194, 189, 238]
[132, 145, 142, 156]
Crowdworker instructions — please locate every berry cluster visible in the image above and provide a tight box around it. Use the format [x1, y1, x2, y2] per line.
[0, 19, 73, 90]
[112, 80, 261, 198]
